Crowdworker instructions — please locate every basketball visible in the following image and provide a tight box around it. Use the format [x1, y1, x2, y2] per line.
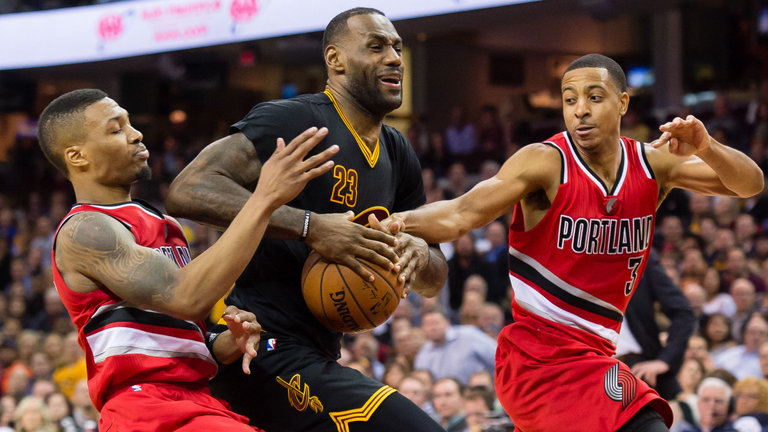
[301, 251, 403, 333]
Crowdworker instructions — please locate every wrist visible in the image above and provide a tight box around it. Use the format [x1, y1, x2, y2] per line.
[300, 210, 311, 242]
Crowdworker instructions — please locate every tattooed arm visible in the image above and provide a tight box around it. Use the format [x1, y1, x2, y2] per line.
[56, 128, 337, 321]
[166, 132, 400, 281]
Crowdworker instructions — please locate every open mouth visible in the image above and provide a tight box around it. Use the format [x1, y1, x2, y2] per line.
[380, 76, 402, 88]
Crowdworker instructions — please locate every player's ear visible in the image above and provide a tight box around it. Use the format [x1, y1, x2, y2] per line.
[64, 145, 89, 169]
[325, 44, 345, 73]
[619, 92, 629, 116]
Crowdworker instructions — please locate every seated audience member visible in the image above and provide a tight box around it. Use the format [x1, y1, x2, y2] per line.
[477, 302, 504, 339]
[13, 396, 55, 432]
[398, 375, 436, 416]
[382, 361, 410, 389]
[677, 358, 707, 425]
[45, 392, 77, 432]
[463, 386, 499, 432]
[696, 377, 736, 432]
[715, 313, 768, 379]
[759, 341, 768, 379]
[683, 282, 708, 332]
[703, 314, 738, 358]
[349, 332, 385, 381]
[414, 307, 496, 385]
[730, 377, 768, 428]
[721, 248, 766, 294]
[459, 290, 485, 327]
[685, 335, 716, 373]
[432, 378, 466, 432]
[729, 279, 758, 343]
[702, 268, 736, 318]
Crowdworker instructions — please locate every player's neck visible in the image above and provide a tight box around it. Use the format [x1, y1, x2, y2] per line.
[326, 86, 383, 149]
[575, 136, 622, 187]
[72, 180, 132, 205]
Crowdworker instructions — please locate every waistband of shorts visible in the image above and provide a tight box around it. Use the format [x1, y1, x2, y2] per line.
[105, 380, 210, 401]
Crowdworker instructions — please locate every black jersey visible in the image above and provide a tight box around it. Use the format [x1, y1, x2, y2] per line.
[229, 91, 425, 357]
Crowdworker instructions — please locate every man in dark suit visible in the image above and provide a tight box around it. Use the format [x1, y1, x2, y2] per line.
[618, 248, 696, 400]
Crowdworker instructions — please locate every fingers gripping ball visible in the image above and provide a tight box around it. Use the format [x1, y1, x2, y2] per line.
[301, 251, 403, 333]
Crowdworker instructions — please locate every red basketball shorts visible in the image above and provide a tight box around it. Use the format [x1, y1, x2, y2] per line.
[99, 382, 261, 432]
[494, 311, 672, 432]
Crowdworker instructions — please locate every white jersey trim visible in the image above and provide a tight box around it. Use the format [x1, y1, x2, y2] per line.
[636, 141, 654, 179]
[510, 274, 620, 345]
[86, 326, 215, 365]
[509, 246, 622, 315]
[79, 202, 164, 221]
[564, 133, 627, 197]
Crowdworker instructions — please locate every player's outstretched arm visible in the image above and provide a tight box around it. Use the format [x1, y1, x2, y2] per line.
[651, 115, 764, 198]
[167, 131, 399, 282]
[383, 143, 561, 244]
[166, 132, 260, 231]
[57, 128, 337, 321]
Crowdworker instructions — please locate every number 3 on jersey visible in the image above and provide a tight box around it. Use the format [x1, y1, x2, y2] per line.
[624, 256, 644, 296]
[330, 165, 358, 207]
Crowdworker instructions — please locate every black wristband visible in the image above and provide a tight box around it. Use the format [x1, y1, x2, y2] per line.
[300, 210, 311, 241]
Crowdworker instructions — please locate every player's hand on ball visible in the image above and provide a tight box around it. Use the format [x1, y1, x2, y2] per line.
[222, 305, 262, 375]
[306, 212, 398, 282]
[654, 115, 710, 157]
[255, 127, 338, 210]
[391, 233, 429, 297]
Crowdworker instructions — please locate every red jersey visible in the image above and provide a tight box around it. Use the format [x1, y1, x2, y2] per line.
[51, 201, 217, 410]
[508, 131, 657, 350]
[497, 132, 671, 431]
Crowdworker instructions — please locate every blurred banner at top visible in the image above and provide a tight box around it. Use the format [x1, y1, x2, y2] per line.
[0, 0, 538, 70]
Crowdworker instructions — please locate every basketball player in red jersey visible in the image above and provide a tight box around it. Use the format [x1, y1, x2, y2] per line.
[376, 54, 764, 432]
[37, 89, 336, 431]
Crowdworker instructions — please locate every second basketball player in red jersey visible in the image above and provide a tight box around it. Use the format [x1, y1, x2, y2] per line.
[37, 89, 336, 431]
[377, 54, 764, 432]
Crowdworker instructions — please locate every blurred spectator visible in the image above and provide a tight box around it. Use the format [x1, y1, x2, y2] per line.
[696, 377, 736, 432]
[420, 132, 450, 178]
[382, 361, 410, 389]
[69, 379, 96, 432]
[28, 289, 69, 334]
[760, 341, 768, 379]
[0, 396, 14, 431]
[45, 392, 77, 432]
[29, 352, 51, 382]
[729, 279, 759, 342]
[422, 168, 445, 204]
[477, 302, 504, 340]
[677, 358, 706, 425]
[447, 234, 493, 312]
[702, 269, 735, 318]
[714, 313, 768, 380]
[733, 214, 758, 258]
[444, 106, 477, 161]
[683, 282, 707, 331]
[476, 105, 505, 164]
[730, 377, 768, 428]
[444, 163, 469, 200]
[463, 386, 497, 432]
[478, 220, 509, 304]
[721, 248, 766, 294]
[706, 94, 748, 153]
[458, 290, 484, 327]
[13, 396, 55, 432]
[432, 377, 466, 432]
[702, 314, 738, 358]
[349, 332, 384, 381]
[51, 332, 85, 400]
[685, 335, 716, 374]
[397, 375, 435, 417]
[621, 108, 652, 143]
[414, 308, 496, 385]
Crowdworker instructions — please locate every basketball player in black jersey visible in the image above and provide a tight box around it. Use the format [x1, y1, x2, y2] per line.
[165, 8, 448, 432]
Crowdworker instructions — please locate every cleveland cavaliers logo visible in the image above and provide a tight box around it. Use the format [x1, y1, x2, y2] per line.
[604, 363, 637, 409]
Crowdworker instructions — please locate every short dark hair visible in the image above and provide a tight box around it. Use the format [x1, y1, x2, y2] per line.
[38, 89, 108, 178]
[563, 53, 627, 93]
[322, 7, 386, 52]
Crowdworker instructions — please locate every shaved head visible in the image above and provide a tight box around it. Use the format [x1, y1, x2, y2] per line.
[38, 89, 108, 178]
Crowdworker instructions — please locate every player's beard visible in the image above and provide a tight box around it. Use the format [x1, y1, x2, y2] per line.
[348, 72, 401, 118]
[135, 165, 152, 182]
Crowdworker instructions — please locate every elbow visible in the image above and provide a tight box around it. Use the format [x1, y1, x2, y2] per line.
[171, 298, 212, 322]
[165, 176, 197, 218]
[738, 173, 765, 198]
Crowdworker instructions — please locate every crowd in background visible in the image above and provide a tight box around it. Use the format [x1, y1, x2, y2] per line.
[0, 80, 767, 431]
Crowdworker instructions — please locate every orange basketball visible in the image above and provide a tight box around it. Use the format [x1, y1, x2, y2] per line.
[301, 251, 403, 334]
